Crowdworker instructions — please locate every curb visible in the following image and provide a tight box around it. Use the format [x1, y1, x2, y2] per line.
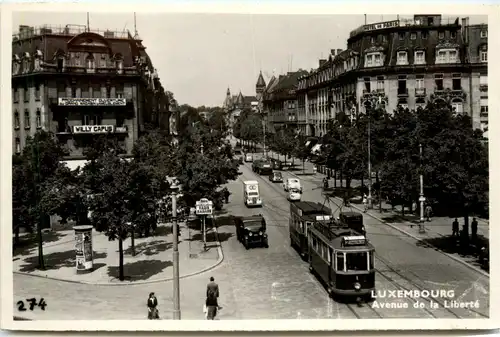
[14, 228, 225, 286]
[343, 200, 490, 278]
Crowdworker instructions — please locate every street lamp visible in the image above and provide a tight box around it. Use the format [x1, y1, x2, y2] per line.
[418, 143, 426, 234]
[168, 178, 181, 320]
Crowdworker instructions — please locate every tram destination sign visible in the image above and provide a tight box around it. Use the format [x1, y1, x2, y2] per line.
[316, 215, 331, 221]
[196, 198, 213, 215]
[58, 97, 127, 106]
[343, 235, 366, 246]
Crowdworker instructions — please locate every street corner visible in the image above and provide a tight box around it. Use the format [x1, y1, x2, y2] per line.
[13, 222, 224, 286]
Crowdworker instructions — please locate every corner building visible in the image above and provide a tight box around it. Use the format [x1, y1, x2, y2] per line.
[12, 24, 169, 161]
[296, 15, 488, 137]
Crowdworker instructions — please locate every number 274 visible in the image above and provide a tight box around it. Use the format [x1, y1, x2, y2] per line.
[17, 298, 47, 311]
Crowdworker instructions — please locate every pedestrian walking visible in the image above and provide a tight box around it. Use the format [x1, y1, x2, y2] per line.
[206, 277, 220, 320]
[425, 204, 432, 222]
[223, 188, 230, 204]
[471, 217, 478, 242]
[147, 292, 159, 320]
[362, 194, 368, 213]
[452, 218, 459, 237]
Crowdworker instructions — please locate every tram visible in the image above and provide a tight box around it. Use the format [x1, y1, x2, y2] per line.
[308, 220, 375, 299]
[289, 201, 331, 260]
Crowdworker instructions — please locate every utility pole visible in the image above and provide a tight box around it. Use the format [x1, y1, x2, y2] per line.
[419, 143, 426, 234]
[367, 103, 372, 209]
[170, 180, 181, 319]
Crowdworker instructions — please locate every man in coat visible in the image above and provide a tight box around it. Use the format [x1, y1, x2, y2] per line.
[206, 276, 221, 309]
[147, 292, 159, 319]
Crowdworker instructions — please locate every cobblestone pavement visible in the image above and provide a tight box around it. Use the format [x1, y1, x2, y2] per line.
[234, 157, 489, 319]
[12, 149, 489, 320]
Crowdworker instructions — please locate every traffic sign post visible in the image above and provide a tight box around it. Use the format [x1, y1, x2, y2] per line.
[196, 198, 213, 250]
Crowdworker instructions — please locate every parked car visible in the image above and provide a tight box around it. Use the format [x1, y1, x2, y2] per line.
[269, 171, 283, 183]
[245, 154, 253, 162]
[287, 188, 302, 202]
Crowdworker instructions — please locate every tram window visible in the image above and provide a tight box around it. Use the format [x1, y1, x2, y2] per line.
[369, 252, 374, 270]
[299, 221, 304, 232]
[336, 252, 345, 271]
[346, 252, 369, 271]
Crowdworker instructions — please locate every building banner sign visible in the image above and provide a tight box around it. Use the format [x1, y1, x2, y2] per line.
[74, 225, 94, 272]
[350, 20, 400, 37]
[73, 125, 115, 134]
[58, 97, 127, 106]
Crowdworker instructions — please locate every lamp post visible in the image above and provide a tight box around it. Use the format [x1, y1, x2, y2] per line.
[169, 178, 181, 319]
[418, 143, 426, 234]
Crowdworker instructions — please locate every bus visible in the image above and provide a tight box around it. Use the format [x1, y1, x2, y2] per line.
[289, 201, 331, 260]
[308, 220, 375, 300]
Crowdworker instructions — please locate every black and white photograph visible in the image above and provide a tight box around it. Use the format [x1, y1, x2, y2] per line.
[1, 2, 497, 332]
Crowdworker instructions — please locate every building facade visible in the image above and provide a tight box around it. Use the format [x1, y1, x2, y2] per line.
[262, 70, 308, 135]
[222, 87, 259, 134]
[12, 24, 170, 160]
[292, 15, 487, 138]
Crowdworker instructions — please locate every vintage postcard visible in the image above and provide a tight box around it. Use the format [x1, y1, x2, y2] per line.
[1, 1, 498, 332]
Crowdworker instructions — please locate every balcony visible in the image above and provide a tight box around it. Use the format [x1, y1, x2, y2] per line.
[397, 88, 409, 97]
[415, 88, 426, 97]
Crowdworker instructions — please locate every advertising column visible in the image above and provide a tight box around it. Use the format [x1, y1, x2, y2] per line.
[73, 225, 94, 273]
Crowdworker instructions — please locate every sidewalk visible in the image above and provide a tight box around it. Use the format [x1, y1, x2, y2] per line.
[13, 221, 222, 285]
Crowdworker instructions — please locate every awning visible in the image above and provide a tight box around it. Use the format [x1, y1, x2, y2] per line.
[61, 159, 88, 171]
[311, 144, 322, 154]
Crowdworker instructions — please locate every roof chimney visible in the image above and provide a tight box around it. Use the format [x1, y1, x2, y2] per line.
[331, 49, 336, 56]
[319, 59, 327, 67]
[337, 49, 342, 55]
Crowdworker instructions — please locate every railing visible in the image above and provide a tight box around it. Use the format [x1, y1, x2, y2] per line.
[397, 88, 409, 97]
[415, 88, 426, 96]
[13, 24, 134, 41]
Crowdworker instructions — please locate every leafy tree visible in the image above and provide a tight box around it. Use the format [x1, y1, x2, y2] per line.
[293, 139, 311, 173]
[240, 113, 263, 152]
[12, 131, 69, 269]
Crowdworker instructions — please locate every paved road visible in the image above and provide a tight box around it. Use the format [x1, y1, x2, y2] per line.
[12, 152, 489, 320]
[237, 154, 489, 319]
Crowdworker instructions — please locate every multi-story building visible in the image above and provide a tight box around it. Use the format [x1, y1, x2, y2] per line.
[222, 87, 259, 134]
[294, 14, 488, 138]
[12, 24, 170, 164]
[262, 70, 308, 134]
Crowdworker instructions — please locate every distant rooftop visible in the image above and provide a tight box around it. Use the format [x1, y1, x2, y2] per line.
[349, 15, 461, 39]
[12, 24, 140, 41]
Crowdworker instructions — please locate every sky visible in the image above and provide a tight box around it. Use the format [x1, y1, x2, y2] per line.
[12, 12, 487, 107]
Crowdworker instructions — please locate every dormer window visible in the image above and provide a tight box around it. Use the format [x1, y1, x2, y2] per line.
[100, 54, 106, 68]
[436, 49, 458, 64]
[13, 54, 22, 75]
[422, 31, 428, 39]
[382, 35, 387, 42]
[480, 30, 487, 38]
[398, 32, 405, 40]
[86, 54, 95, 73]
[23, 53, 31, 73]
[34, 49, 43, 71]
[480, 44, 488, 63]
[414, 50, 426, 65]
[450, 31, 456, 39]
[365, 52, 383, 68]
[410, 32, 417, 40]
[116, 59, 123, 74]
[438, 31, 445, 39]
[397, 51, 408, 65]
[370, 36, 375, 44]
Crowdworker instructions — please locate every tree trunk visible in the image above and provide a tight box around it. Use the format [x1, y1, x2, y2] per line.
[361, 176, 364, 190]
[131, 228, 136, 257]
[376, 172, 382, 212]
[302, 160, 305, 174]
[401, 204, 405, 217]
[37, 215, 45, 270]
[333, 170, 337, 188]
[340, 170, 343, 188]
[118, 237, 124, 281]
[346, 177, 352, 189]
